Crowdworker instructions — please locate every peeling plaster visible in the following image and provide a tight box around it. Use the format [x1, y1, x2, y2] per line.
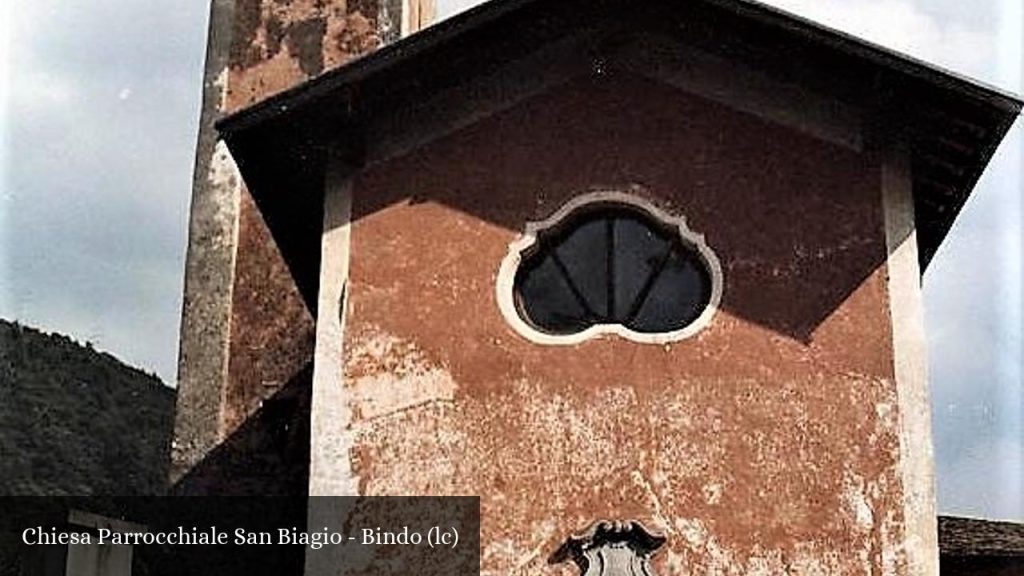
[342, 337, 907, 573]
[226, 0, 384, 109]
[347, 327, 458, 423]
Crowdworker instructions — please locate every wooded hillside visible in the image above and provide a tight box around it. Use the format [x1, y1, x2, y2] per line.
[0, 319, 175, 495]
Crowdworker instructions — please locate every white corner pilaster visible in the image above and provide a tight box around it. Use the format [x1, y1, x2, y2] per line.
[172, 138, 242, 483]
[882, 142, 939, 576]
[308, 151, 357, 497]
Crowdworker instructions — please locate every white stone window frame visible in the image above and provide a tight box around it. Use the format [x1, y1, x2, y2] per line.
[496, 188, 724, 345]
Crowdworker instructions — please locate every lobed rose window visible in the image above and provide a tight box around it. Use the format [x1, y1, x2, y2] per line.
[512, 201, 715, 337]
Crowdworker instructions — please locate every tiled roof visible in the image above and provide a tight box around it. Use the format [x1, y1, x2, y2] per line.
[939, 516, 1024, 557]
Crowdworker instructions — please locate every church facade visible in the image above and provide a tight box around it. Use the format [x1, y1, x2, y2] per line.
[173, 0, 1022, 574]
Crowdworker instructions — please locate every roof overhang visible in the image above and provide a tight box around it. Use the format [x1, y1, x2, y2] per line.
[216, 0, 1022, 310]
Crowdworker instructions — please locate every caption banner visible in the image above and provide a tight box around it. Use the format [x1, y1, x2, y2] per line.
[0, 496, 480, 576]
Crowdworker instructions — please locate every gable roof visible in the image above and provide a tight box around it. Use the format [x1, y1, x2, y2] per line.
[215, 0, 1021, 309]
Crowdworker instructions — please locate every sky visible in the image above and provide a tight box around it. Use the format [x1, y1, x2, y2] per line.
[1, 0, 1020, 520]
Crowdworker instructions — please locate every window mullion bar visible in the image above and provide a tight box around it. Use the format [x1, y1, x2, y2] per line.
[550, 251, 601, 321]
[624, 245, 674, 324]
[606, 218, 615, 321]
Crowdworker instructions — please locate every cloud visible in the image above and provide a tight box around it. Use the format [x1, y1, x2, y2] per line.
[436, 0, 489, 21]
[938, 434, 1024, 521]
[763, 0, 998, 81]
[925, 126, 1022, 521]
[2, 1, 210, 382]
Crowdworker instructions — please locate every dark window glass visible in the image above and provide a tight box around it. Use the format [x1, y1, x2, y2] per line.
[513, 205, 712, 335]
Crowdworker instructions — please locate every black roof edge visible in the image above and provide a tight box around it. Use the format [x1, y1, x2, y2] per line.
[916, 102, 1020, 269]
[709, 0, 1022, 114]
[215, 0, 1022, 139]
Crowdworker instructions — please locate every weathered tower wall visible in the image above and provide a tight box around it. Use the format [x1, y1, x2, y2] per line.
[173, 0, 435, 485]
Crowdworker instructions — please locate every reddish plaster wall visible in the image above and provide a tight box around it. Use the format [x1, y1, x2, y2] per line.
[343, 74, 906, 574]
[224, 191, 315, 433]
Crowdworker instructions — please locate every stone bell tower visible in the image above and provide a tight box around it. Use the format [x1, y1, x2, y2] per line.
[172, 0, 436, 487]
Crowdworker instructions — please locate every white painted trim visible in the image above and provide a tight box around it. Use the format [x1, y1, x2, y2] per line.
[171, 138, 242, 482]
[496, 187, 723, 345]
[308, 151, 357, 497]
[213, 141, 242, 443]
[305, 154, 364, 576]
[400, 0, 411, 37]
[882, 143, 939, 576]
[401, 0, 434, 36]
